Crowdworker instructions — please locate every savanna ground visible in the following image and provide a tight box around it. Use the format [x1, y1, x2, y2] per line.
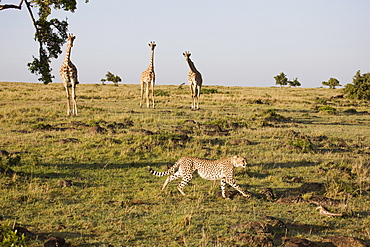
[0, 81, 369, 246]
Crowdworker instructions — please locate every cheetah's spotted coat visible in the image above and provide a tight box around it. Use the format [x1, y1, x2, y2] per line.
[148, 156, 251, 199]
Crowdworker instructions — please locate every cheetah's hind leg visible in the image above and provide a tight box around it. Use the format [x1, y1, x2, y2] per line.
[161, 172, 182, 191]
[177, 174, 193, 196]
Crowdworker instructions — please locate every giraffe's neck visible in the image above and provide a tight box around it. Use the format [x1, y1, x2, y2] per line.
[147, 49, 155, 71]
[64, 44, 72, 63]
[186, 58, 198, 73]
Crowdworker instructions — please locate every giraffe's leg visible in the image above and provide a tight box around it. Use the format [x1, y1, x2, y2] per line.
[195, 85, 200, 110]
[177, 174, 193, 196]
[190, 84, 196, 110]
[193, 87, 196, 110]
[194, 87, 197, 110]
[146, 83, 150, 108]
[197, 86, 202, 109]
[161, 172, 182, 191]
[225, 178, 251, 198]
[151, 81, 155, 108]
[65, 86, 71, 116]
[140, 82, 144, 108]
[188, 84, 192, 109]
[71, 83, 78, 116]
[191, 95, 196, 110]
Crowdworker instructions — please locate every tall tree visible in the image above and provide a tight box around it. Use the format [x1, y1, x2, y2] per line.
[274, 72, 288, 88]
[1, 0, 88, 84]
[322, 77, 341, 89]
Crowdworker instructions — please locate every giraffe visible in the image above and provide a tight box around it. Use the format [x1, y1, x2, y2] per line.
[60, 33, 79, 116]
[140, 41, 156, 108]
[183, 51, 203, 110]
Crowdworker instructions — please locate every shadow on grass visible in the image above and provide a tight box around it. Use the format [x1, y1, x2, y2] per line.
[16, 161, 170, 184]
[261, 161, 318, 169]
[37, 231, 101, 247]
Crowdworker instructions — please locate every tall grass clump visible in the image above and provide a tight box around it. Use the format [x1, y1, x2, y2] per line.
[286, 138, 313, 153]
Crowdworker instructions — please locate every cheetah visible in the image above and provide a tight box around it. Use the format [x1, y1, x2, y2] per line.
[148, 156, 251, 199]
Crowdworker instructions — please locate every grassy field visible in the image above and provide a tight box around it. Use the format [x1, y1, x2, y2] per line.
[0, 81, 369, 246]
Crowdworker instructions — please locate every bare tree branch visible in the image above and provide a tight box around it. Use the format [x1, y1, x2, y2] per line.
[24, 0, 36, 27]
[0, 0, 24, 10]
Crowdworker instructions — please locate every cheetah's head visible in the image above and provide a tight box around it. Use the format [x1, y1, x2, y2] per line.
[232, 155, 247, 168]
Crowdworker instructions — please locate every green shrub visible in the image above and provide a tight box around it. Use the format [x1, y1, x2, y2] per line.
[201, 88, 219, 94]
[261, 109, 288, 122]
[325, 169, 357, 196]
[154, 89, 170, 97]
[286, 138, 313, 153]
[0, 222, 26, 247]
[344, 70, 370, 100]
[318, 105, 336, 115]
[315, 97, 329, 105]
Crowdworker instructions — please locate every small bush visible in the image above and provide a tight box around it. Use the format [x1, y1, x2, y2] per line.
[203, 119, 226, 126]
[286, 138, 313, 153]
[318, 105, 336, 115]
[325, 169, 357, 196]
[343, 108, 357, 114]
[315, 97, 329, 105]
[201, 88, 220, 94]
[154, 89, 170, 97]
[261, 109, 288, 122]
[0, 222, 27, 247]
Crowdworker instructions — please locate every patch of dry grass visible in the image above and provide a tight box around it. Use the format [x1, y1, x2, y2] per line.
[0, 82, 369, 246]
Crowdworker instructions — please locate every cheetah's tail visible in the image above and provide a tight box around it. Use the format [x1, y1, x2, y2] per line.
[148, 161, 180, 177]
[147, 166, 172, 177]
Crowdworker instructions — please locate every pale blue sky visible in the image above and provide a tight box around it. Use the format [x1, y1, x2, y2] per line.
[1, 0, 370, 87]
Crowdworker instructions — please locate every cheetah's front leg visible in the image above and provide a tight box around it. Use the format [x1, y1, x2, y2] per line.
[224, 178, 252, 198]
[220, 179, 228, 198]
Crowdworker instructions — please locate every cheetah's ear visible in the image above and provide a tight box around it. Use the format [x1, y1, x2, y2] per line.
[233, 155, 238, 159]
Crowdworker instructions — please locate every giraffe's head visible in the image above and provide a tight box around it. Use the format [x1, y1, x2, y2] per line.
[148, 41, 156, 50]
[183, 51, 191, 60]
[68, 34, 76, 47]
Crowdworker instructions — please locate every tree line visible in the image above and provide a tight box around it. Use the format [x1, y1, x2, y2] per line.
[2, 1, 369, 100]
[274, 71, 370, 100]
